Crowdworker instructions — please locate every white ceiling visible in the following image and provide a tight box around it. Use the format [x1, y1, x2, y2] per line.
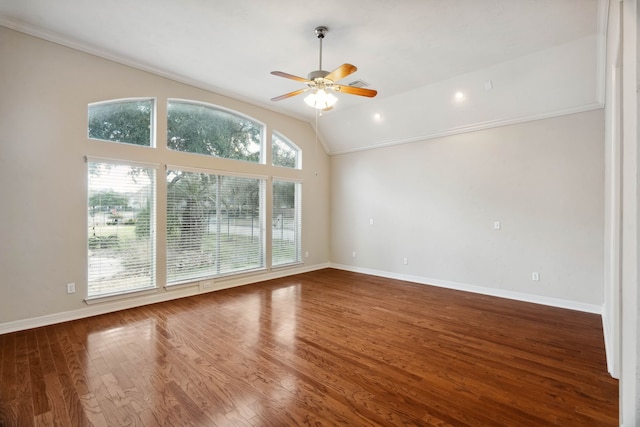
[0, 0, 605, 154]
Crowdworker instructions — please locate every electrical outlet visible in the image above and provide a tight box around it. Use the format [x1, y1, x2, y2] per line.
[494, 221, 501, 230]
[403, 257, 408, 265]
[66, 282, 75, 294]
[370, 218, 374, 225]
[532, 272, 540, 281]
[352, 251, 357, 258]
[200, 280, 213, 291]
[305, 251, 309, 258]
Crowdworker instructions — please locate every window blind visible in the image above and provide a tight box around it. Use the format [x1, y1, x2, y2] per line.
[87, 161, 156, 297]
[166, 168, 265, 284]
[272, 179, 302, 266]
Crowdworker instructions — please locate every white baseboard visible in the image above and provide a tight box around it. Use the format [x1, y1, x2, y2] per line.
[329, 263, 603, 314]
[2, 262, 603, 335]
[0, 263, 330, 335]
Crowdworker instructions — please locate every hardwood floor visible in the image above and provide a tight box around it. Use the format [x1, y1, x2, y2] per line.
[0, 269, 618, 426]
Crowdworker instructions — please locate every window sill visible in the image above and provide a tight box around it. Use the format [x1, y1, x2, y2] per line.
[164, 267, 270, 291]
[85, 287, 158, 305]
[271, 261, 304, 271]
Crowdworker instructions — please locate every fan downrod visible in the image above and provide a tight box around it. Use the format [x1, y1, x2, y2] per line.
[312, 26, 328, 75]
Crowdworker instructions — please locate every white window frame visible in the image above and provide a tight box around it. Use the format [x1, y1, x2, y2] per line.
[166, 165, 267, 285]
[85, 157, 159, 301]
[271, 177, 303, 268]
[167, 99, 266, 164]
[272, 131, 302, 169]
[87, 98, 156, 148]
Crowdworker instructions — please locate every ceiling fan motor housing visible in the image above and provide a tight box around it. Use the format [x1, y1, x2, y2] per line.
[308, 70, 330, 80]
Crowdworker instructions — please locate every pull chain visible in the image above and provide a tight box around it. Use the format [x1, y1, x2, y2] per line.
[315, 108, 319, 176]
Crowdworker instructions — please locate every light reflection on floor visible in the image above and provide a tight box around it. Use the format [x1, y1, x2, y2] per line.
[78, 282, 305, 423]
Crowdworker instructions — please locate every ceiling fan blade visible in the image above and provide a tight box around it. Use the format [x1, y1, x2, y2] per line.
[325, 64, 358, 83]
[270, 71, 310, 83]
[271, 88, 308, 102]
[334, 85, 378, 98]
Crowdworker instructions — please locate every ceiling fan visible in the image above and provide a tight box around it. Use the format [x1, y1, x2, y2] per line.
[270, 26, 378, 110]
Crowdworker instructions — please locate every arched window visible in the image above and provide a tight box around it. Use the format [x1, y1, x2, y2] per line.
[88, 98, 155, 147]
[167, 100, 263, 163]
[86, 97, 302, 300]
[272, 132, 301, 169]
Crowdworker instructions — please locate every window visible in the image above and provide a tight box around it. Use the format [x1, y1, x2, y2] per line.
[88, 99, 154, 147]
[88, 161, 156, 297]
[167, 100, 263, 162]
[272, 179, 302, 266]
[272, 132, 300, 169]
[87, 97, 303, 298]
[167, 168, 265, 284]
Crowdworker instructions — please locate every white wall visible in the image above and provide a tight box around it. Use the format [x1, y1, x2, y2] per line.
[0, 27, 330, 331]
[603, 0, 624, 381]
[321, 35, 603, 154]
[331, 110, 605, 311]
[614, 0, 640, 423]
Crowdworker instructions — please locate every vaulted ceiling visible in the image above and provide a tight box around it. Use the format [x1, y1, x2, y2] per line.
[0, 0, 606, 154]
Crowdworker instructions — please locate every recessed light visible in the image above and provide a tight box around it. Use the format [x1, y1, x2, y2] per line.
[373, 112, 382, 121]
[454, 91, 465, 101]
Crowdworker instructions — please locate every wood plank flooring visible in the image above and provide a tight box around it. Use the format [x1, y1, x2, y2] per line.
[0, 268, 618, 426]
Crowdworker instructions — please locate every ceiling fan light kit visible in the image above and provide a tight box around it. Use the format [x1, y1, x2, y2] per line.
[304, 89, 338, 109]
[271, 26, 377, 110]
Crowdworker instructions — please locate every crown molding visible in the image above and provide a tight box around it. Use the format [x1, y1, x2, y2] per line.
[328, 102, 604, 156]
[0, 17, 311, 123]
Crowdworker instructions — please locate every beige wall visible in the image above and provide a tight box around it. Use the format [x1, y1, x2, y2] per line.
[0, 27, 330, 327]
[330, 110, 605, 309]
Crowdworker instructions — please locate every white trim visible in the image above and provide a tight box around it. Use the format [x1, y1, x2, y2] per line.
[619, 0, 639, 423]
[271, 261, 305, 271]
[87, 98, 157, 148]
[88, 97, 156, 107]
[328, 103, 604, 156]
[85, 287, 158, 305]
[329, 263, 603, 314]
[602, 22, 623, 379]
[0, 263, 330, 335]
[0, 18, 307, 122]
[165, 267, 269, 289]
[0, 262, 603, 335]
[85, 156, 161, 170]
[166, 164, 268, 180]
[168, 98, 266, 129]
[272, 175, 304, 184]
[272, 130, 302, 170]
